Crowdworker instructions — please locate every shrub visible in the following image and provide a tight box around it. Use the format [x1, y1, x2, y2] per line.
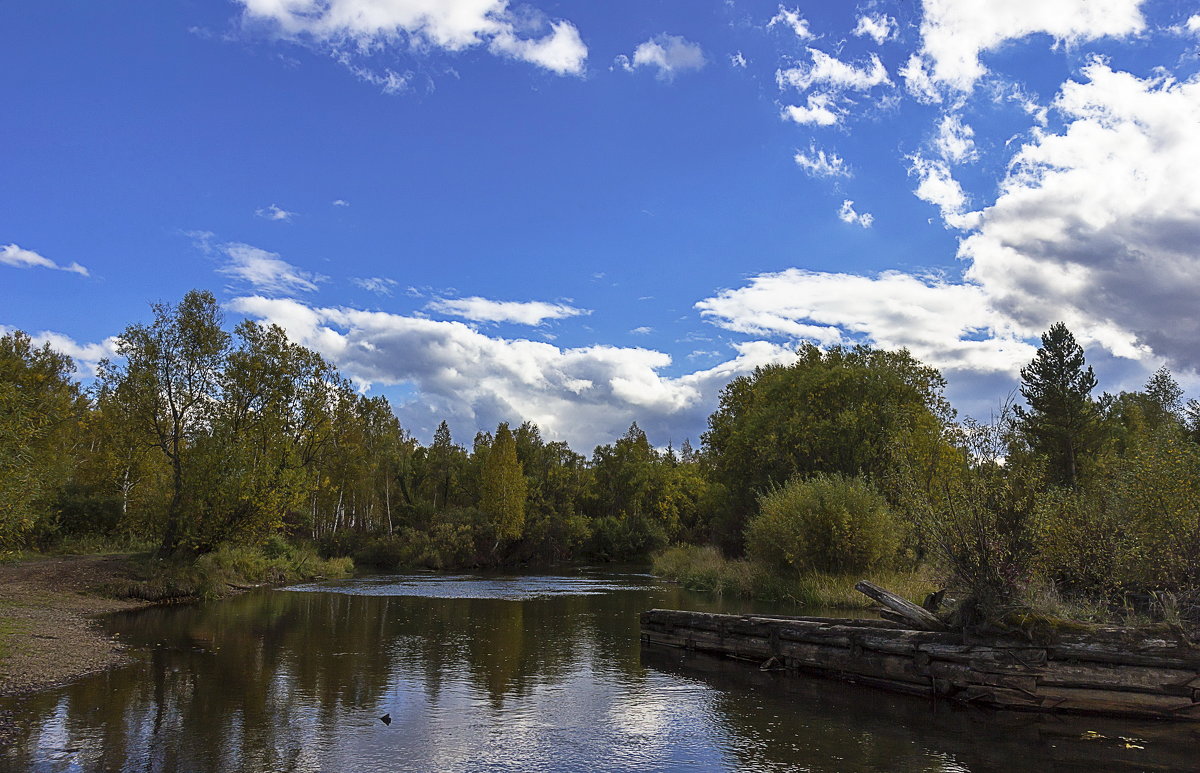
[746, 473, 899, 575]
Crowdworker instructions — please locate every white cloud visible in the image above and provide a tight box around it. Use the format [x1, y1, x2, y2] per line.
[256, 204, 296, 221]
[793, 144, 850, 177]
[730, 50, 747, 68]
[1, 244, 89, 276]
[696, 268, 1033, 374]
[619, 34, 706, 81]
[630, 326, 653, 335]
[838, 200, 874, 228]
[697, 61, 1200, 384]
[427, 296, 589, 326]
[1188, 15, 1200, 35]
[853, 13, 897, 45]
[777, 48, 891, 92]
[332, 199, 350, 207]
[768, 7, 814, 40]
[489, 20, 588, 76]
[899, 53, 941, 103]
[958, 62, 1200, 368]
[782, 93, 841, 125]
[227, 295, 795, 449]
[0, 326, 121, 377]
[911, 0, 1146, 93]
[908, 155, 978, 229]
[217, 243, 326, 295]
[353, 277, 398, 296]
[236, 0, 587, 76]
[934, 112, 978, 163]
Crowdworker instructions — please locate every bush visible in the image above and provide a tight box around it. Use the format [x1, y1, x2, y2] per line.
[746, 474, 899, 575]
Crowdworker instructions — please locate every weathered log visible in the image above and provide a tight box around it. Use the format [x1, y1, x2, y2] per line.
[641, 608, 1200, 720]
[854, 580, 948, 631]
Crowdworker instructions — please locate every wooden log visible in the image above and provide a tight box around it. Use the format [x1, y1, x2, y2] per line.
[854, 580, 948, 631]
[640, 608, 1200, 720]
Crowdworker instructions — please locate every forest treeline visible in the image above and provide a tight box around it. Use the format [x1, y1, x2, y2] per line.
[4, 290, 1200, 616]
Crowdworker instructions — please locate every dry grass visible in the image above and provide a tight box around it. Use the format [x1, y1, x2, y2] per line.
[653, 544, 937, 609]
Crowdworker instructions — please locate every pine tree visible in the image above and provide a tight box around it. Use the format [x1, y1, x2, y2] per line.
[1014, 322, 1098, 487]
[481, 423, 526, 542]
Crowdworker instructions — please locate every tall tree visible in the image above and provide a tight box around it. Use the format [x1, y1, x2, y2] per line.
[101, 290, 230, 554]
[480, 423, 526, 543]
[703, 343, 955, 550]
[0, 330, 86, 543]
[1015, 322, 1098, 488]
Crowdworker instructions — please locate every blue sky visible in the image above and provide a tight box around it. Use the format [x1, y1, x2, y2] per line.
[4, 1, 1200, 449]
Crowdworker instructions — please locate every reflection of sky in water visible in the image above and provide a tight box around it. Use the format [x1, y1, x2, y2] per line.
[282, 573, 658, 600]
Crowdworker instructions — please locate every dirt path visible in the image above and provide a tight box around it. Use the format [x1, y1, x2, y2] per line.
[0, 554, 151, 698]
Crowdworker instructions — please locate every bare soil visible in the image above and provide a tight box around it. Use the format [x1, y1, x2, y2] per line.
[0, 554, 151, 698]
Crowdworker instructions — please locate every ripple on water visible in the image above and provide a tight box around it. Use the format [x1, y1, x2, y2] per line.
[280, 573, 659, 600]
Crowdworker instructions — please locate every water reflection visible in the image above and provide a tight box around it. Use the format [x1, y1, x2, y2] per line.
[2, 571, 1198, 772]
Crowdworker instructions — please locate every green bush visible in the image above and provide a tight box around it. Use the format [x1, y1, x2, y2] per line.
[746, 473, 899, 575]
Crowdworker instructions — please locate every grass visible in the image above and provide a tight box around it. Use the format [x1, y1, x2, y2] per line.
[110, 542, 354, 602]
[652, 544, 937, 609]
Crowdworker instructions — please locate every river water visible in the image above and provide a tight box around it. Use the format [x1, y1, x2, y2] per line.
[2, 569, 1197, 772]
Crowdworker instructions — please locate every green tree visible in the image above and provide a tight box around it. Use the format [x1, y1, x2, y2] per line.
[0, 330, 86, 544]
[101, 290, 230, 554]
[480, 423, 526, 543]
[703, 343, 954, 551]
[1014, 323, 1098, 488]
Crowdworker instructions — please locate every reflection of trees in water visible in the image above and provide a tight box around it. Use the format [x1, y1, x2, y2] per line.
[0, 583, 658, 771]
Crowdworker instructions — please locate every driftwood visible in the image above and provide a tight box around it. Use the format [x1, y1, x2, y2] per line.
[640, 607, 1200, 720]
[854, 580, 947, 631]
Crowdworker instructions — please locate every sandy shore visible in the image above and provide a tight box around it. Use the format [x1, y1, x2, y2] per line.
[0, 554, 151, 699]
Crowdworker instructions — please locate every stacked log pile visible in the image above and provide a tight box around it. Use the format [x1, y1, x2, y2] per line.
[640, 607, 1200, 720]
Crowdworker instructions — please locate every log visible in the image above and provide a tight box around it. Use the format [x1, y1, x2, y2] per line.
[640, 609, 1200, 720]
[854, 580, 948, 631]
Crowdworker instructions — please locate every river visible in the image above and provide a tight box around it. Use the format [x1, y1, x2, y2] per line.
[2, 569, 1196, 771]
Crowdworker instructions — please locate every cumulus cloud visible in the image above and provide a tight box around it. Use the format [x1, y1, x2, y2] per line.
[427, 296, 589, 325]
[782, 93, 841, 125]
[730, 51, 747, 68]
[838, 200, 874, 227]
[908, 155, 978, 229]
[618, 34, 706, 81]
[768, 6, 814, 40]
[911, 0, 1146, 93]
[695, 268, 1033, 374]
[332, 199, 350, 207]
[0, 326, 121, 377]
[217, 243, 326, 295]
[729, 61, 1200, 381]
[1, 244, 89, 276]
[958, 62, 1200, 368]
[853, 13, 898, 45]
[1188, 15, 1200, 35]
[353, 277, 399, 295]
[256, 204, 296, 222]
[793, 144, 850, 177]
[227, 295, 795, 448]
[235, 0, 587, 76]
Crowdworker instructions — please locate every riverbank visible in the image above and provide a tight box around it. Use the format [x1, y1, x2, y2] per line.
[0, 554, 150, 700]
[0, 544, 355, 743]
